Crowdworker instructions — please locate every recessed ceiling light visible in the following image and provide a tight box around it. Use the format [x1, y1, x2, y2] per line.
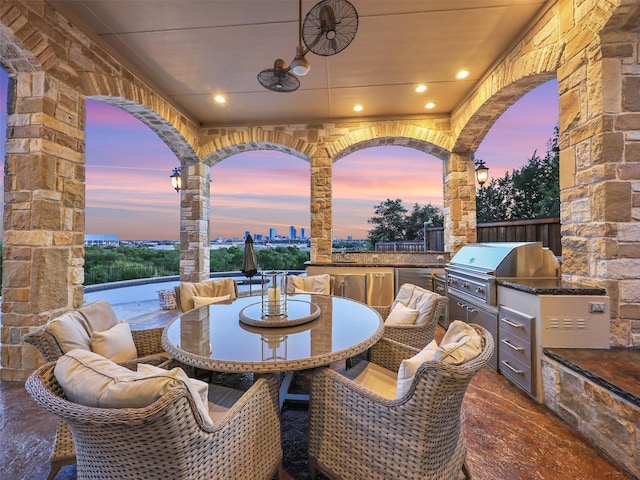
[425, 102, 436, 109]
[214, 95, 226, 104]
[353, 104, 363, 112]
[456, 70, 469, 79]
[415, 84, 427, 93]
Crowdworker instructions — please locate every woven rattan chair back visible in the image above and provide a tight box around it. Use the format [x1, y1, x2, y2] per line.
[26, 362, 283, 480]
[308, 324, 494, 480]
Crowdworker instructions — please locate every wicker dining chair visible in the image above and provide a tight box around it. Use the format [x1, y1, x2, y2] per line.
[308, 324, 494, 480]
[22, 301, 171, 480]
[373, 283, 448, 349]
[26, 362, 284, 480]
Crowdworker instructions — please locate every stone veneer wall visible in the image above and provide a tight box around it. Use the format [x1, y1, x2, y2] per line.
[2, 0, 640, 380]
[542, 354, 639, 477]
[330, 251, 450, 266]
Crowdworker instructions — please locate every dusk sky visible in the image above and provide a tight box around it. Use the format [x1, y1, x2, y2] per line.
[0, 70, 558, 240]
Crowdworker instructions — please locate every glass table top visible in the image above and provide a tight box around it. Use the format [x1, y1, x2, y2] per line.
[162, 294, 384, 372]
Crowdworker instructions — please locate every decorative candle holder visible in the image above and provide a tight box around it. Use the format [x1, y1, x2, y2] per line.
[261, 271, 288, 318]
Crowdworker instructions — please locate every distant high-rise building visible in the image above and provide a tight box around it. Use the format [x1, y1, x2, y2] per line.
[269, 228, 276, 239]
[290, 226, 296, 240]
[244, 230, 250, 240]
[347, 235, 353, 241]
[255, 234, 263, 241]
[300, 228, 306, 239]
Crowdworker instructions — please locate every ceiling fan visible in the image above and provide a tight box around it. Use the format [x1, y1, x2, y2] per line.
[257, 0, 359, 93]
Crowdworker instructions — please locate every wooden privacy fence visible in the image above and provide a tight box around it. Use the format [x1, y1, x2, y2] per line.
[376, 217, 561, 257]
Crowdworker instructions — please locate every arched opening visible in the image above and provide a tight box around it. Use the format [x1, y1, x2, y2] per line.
[211, 150, 310, 243]
[333, 145, 444, 247]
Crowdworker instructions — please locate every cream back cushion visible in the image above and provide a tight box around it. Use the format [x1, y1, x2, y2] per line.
[46, 311, 92, 353]
[396, 340, 438, 398]
[432, 320, 483, 365]
[78, 300, 119, 334]
[180, 278, 236, 312]
[385, 302, 420, 325]
[192, 294, 231, 309]
[55, 349, 214, 426]
[392, 285, 439, 326]
[287, 274, 331, 295]
[91, 321, 138, 363]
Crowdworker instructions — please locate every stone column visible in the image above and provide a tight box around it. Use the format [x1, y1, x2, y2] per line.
[179, 162, 210, 283]
[443, 152, 476, 253]
[1, 72, 85, 381]
[558, 4, 640, 347]
[310, 150, 332, 263]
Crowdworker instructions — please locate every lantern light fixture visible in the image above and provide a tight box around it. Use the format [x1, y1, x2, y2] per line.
[170, 167, 182, 192]
[474, 159, 489, 186]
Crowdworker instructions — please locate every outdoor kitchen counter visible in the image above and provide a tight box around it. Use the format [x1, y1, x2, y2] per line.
[497, 278, 606, 296]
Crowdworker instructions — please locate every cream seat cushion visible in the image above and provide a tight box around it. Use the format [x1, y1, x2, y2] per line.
[287, 274, 331, 295]
[55, 349, 214, 426]
[192, 294, 231, 309]
[342, 360, 398, 400]
[180, 278, 236, 312]
[91, 321, 138, 363]
[385, 302, 420, 325]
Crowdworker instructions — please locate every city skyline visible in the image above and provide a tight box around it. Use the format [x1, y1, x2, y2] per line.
[0, 71, 558, 240]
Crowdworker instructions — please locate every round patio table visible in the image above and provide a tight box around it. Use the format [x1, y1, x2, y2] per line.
[161, 294, 384, 374]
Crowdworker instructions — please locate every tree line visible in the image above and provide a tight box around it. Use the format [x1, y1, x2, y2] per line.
[367, 126, 560, 244]
[83, 245, 310, 285]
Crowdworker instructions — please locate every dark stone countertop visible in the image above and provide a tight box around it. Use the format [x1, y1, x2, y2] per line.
[497, 278, 607, 296]
[307, 263, 445, 268]
[544, 348, 640, 408]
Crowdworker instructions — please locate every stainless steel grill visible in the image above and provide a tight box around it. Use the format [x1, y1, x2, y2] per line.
[444, 242, 560, 370]
[446, 242, 560, 307]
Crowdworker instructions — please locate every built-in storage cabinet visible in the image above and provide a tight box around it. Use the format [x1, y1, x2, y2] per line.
[498, 305, 535, 396]
[497, 285, 610, 403]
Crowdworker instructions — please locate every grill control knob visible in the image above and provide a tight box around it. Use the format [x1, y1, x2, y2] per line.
[475, 286, 485, 294]
[462, 282, 469, 288]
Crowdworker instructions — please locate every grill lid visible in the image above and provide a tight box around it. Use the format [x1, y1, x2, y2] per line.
[448, 242, 560, 278]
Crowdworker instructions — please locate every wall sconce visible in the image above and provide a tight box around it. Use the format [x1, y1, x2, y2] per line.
[474, 159, 489, 186]
[170, 167, 182, 192]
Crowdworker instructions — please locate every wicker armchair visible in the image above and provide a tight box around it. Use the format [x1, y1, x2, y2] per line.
[26, 362, 283, 480]
[22, 301, 171, 480]
[373, 284, 448, 349]
[308, 324, 494, 480]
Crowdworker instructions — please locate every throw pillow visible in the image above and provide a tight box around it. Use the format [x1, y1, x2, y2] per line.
[432, 320, 483, 365]
[91, 321, 138, 363]
[385, 302, 420, 325]
[396, 339, 438, 398]
[192, 294, 231, 309]
[55, 349, 214, 426]
[46, 311, 92, 353]
[410, 289, 439, 325]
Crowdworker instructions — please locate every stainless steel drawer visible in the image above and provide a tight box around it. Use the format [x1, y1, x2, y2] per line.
[500, 348, 534, 395]
[499, 328, 532, 367]
[499, 305, 534, 343]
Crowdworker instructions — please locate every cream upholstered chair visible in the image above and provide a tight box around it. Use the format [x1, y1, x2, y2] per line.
[174, 278, 238, 312]
[26, 360, 283, 480]
[308, 323, 494, 480]
[22, 300, 171, 480]
[286, 273, 332, 295]
[374, 283, 448, 349]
